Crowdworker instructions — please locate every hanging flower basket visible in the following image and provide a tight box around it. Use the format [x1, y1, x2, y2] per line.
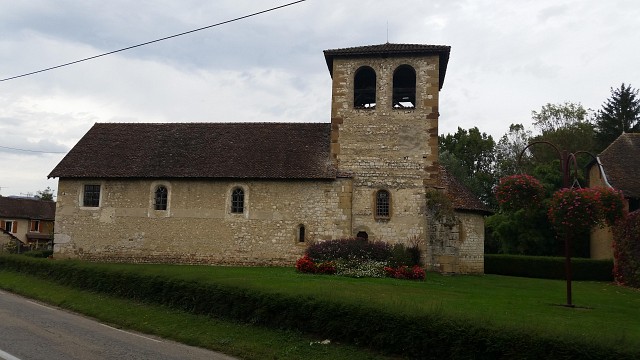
[547, 187, 626, 233]
[495, 174, 544, 211]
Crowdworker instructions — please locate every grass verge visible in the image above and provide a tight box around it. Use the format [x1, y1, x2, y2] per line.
[0, 270, 393, 360]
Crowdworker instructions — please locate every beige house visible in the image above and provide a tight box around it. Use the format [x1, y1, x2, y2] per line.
[0, 196, 56, 251]
[588, 133, 640, 259]
[48, 43, 487, 273]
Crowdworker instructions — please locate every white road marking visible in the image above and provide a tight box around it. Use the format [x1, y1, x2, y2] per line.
[99, 323, 162, 343]
[0, 348, 22, 360]
[24, 297, 161, 343]
[25, 300, 52, 309]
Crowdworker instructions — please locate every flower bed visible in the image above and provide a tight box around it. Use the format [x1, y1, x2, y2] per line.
[296, 238, 424, 280]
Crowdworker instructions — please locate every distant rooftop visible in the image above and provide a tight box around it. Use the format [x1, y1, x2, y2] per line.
[0, 196, 56, 220]
[597, 132, 640, 198]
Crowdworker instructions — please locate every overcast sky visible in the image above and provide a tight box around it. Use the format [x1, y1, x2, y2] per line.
[1, 0, 639, 198]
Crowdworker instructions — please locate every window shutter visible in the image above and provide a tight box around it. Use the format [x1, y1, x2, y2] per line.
[13, 221, 17, 233]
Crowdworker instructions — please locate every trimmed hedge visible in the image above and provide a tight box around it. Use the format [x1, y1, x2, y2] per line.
[0, 255, 634, 359]
[485, 254, 613, 281]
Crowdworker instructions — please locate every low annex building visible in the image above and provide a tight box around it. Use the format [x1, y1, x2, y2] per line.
[588, 132, 640, 259]
[49, 43, 487, 273]
[0, 196, 55, 250]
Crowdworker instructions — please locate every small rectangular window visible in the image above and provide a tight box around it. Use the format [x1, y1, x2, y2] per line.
[83, 185, 101, 207]
[30, 220, 40, 232]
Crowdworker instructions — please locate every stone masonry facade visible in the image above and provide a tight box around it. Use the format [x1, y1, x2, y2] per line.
[55, 178, 352, 265]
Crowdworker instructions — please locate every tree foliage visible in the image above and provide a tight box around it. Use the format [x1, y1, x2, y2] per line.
[595, 83, 640, 151]
[529, 102, 597, 164]
[438, 127, 496, 206]
[494, 123, 532, 179]
[35, 187, 54, 201]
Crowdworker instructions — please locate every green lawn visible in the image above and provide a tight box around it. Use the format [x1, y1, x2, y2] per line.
[1, 262, 639, 357]
[83, 263, 640, 350]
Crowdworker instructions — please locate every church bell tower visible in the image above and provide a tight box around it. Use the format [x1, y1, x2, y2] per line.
[323, 43, 451, 242]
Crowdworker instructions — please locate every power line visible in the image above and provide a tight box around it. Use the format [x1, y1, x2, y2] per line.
[1, 0, 307, 82]
[0, 145, 67, 154]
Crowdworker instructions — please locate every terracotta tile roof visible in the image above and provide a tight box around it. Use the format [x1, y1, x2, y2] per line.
[597, 132, 640, 198]
[49, 123, 337, 180]
[323, 43, 451, 89]
[0, 197, 56, 220]
[437, 166, 492, 215]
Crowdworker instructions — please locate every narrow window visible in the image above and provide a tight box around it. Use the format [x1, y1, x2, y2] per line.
[231, 188, 244, 213]
[3, 220, 14, 233]
[154, 186, 168, 210]
[298, 225, 306, 243]
[30, 220, 40, 232]
[376, 190, 390, 218]
[354, 66, 376, 108]
[393, 65, 416, 108]
[83, 185, 101, 207]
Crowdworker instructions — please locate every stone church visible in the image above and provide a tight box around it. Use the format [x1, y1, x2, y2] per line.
[49, 43, 488, 274]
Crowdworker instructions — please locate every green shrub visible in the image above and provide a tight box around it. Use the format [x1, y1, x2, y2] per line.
[22, 249, 53, 258]
[485, 254, 613, 281]
[306, 238, 391, 262]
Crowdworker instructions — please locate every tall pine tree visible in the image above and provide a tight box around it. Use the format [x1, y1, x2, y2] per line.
[595, 83, 640, 151]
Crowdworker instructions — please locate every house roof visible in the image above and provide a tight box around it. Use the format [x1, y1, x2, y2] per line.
[323, 43, 451, 89]
[437, 167, 492, 215]
[0, 197, 56, 220]
[48, 123, 336, 180]
[597, 132, 640, 198]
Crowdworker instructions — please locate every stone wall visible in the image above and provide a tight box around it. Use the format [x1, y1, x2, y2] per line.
[54, 178, 352, 265]
[424, 211, 484, 274]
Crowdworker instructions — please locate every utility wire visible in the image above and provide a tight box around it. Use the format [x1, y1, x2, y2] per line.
[0, 145, 67, 154]
[1, 0, 307, 82]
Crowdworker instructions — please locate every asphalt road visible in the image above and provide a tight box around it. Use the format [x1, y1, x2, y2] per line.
[0, 290, 237, 360]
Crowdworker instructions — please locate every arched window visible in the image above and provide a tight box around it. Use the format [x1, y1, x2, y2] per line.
[298, 225, 306, 243]
[375, 190, 390, 218]
[354, 66, 376, 108]
[231, 188, 244, 213]
[154, 186, 168, 210]
[393, 65, 416, 108]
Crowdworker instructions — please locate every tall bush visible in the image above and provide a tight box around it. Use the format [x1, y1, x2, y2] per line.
[613, 210, 640, 288]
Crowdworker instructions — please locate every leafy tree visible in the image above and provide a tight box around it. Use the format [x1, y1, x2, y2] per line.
[595, 83, 640, 150]
[439, 127, 496, 206]
[35, 187, 54, 201]
[494, 123, 532, 179]
[487, 103, 597, 257]
[529, 102, 597, 165]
